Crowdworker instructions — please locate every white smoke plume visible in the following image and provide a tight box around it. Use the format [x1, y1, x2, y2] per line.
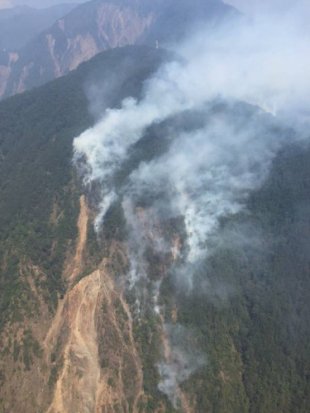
[73, 0, 310, 406]
[74, 0, 310, 197]
[127, 108, 281, 264]
[157, 324, 206, 408]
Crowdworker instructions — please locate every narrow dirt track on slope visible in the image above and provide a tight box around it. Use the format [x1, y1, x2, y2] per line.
[68, 195, 89, 284]
[44, 194, 90, 361]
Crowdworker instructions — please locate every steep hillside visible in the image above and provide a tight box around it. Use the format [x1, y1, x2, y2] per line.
[0, 45, 169, 413]
[0, 0, 155, 98]
[0, 0, 236, 99]
[0, 43, 309, 413]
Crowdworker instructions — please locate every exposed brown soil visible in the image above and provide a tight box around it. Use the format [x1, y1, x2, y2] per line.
[44, 196, 145, 412]
[47, 270, 102, 413]
[46, 262, 145, 413]
[95, 264, 145, 413]
[0, 196, 188, 413]
[65, 195, 89, 284]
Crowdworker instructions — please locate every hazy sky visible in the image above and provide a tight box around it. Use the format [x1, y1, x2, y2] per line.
[0, 0, 10, 9]
[225, 0, 310, 16]
[1, 0, 308, 15]
[0, 0, 85, 9]
[0, 0, 253, 12]
[225, 0, 283, 14]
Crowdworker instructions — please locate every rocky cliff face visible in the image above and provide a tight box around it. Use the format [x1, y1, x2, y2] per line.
[0, 0, 236, 99]
[0, 51, 18, 96]
[0, 0, 156, 99]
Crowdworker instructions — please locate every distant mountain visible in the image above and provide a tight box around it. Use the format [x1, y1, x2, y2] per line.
[142, 0, 237, 43]
[0, 0, 237, 99]
[0, 4, 78, 51]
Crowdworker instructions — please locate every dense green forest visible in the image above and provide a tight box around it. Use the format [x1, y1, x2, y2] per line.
[0, 45, 168, 326]
[0, 44, 309, 412]
[101, 102, 310, 412]
[177, 144, 310, 412]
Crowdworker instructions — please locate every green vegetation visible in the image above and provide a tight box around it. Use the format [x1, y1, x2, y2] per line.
[0, 45, 167, 329]
[48, 356, 64, 388]
[98, 110, 310, 412]
[0, 44, 309, 413]
[173, 144, 310, 412]
[11, 329, 42, 370]
[0, 69, 87, 324]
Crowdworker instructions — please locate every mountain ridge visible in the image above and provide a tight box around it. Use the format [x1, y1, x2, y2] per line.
[0, 0, 237, 100]
[0, 43, 309, 412]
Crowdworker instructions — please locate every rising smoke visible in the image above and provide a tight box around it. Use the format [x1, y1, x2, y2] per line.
[73, 0, 310, 407]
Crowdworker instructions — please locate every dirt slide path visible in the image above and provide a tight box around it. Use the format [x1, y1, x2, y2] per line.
[68, 195, 89, 284]
[45, 195, 103, 413]
[45, 197, 145, 413]
[44, 195, 89, 354]
[47, 270, 102, 413]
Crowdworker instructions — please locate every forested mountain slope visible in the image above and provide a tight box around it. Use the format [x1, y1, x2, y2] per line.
[0, 44, 309, 413]
[0, 45, 169, 412]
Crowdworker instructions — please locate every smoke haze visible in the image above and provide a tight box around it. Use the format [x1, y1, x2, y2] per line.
[73, 0, 310, 406]
[225, 0, 310, 19]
